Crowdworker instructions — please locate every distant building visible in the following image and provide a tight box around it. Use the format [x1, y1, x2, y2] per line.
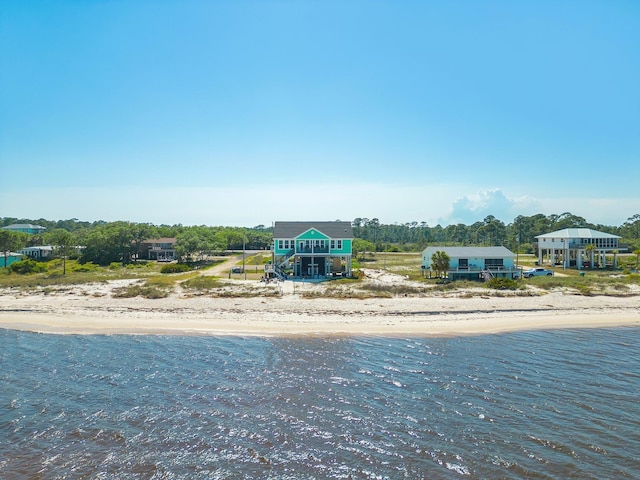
[535, 228, 622, 269]
[140, 238, 177, 261]
[269, 221, 353, 279]
[421, 246, 519, 281]
[1, 252, 23, 268]
[2, 223, 47, 235]
[18, 245, 53, 260]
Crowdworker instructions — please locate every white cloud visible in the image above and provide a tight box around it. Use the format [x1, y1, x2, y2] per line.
[441, 189, 540, 225]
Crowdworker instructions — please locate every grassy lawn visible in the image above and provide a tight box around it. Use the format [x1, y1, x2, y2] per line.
[0, 259, 164, 288]
[355, 252, 423, 279]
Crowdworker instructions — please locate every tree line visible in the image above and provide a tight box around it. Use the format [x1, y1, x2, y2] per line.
[2, 212, 640, 268]
[0, 219, 272, 266]
[352, 213, 640, 254]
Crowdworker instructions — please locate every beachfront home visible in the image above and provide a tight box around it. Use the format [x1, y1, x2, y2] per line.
[268, 221, 353, 279]
[140, 238, 177, 261]
[1, 252, 23, 268]
[2, 223, 47, 235]
[421, 246, 519, 281]
[18, 245, 53, 260]
[535, 228, 622, 269]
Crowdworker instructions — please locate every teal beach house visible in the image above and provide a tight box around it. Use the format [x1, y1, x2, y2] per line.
[2, 223, 47, 235]
[268, 221, 353, 280]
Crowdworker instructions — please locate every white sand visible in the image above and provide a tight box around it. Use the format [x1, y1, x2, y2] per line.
[1, 272, 639, 337]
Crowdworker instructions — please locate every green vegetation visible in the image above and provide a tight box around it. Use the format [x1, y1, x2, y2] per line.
[3, 213, 640, 301]
[430, 250, 450, 279]
[160, 263, 193, 274]
[486, 278, 521, 290]
[4, 212, 640, 260]
[0, 258, 161, 288]
[9, 259, 47, 274]
[524, 272, 640, 296]
[112, 283, 171, 299]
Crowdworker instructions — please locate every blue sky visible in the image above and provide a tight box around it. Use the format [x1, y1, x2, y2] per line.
[1, 0, 639, 227]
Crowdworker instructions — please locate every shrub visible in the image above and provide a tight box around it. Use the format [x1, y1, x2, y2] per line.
[71, 262, 99, 273]
[161, 263, 193, 274]
[112, 284, 171, 299]
[9, 259, 48, 274]
[486, 278, 520, 290]
[182, 276, 223, 290]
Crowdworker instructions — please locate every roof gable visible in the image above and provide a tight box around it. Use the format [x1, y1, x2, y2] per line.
[297, 228, 330, 240]
[274, 221, 353, 239]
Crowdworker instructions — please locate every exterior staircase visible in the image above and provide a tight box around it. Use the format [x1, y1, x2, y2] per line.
[480, 269, 494, 281]
[276, 248, 295, 268]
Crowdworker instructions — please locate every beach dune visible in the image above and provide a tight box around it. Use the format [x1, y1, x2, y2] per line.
[1, 276, 639, 336]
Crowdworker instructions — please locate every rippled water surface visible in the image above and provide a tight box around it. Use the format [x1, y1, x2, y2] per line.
[1, 327, 639, 479]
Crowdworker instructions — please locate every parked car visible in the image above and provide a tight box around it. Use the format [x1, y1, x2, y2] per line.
[523, 267, 554, 278]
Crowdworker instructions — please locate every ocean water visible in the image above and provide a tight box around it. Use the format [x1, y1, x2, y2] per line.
[1, 327, 639, 479]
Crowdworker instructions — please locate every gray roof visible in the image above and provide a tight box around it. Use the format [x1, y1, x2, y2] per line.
[535, 228, 621, 239]
[422, 246, 515, 258]
[274, 221, 353, 239]
[3, 223, 46, 230]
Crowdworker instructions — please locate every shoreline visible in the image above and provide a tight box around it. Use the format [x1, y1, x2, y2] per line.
[2, 270, 640, 337]
[2, 286, 640, 337]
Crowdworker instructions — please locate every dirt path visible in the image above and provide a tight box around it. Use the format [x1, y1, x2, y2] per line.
[201, 254, 242, 276]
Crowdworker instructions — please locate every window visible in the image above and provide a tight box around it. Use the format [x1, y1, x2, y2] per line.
[337, 240, 342, 249]
[331, 240, 335, 249]
[278, 240, 283, 249]
[485, 258, 504, 269]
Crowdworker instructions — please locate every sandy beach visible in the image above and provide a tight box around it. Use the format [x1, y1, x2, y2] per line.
[1, 270, 639, 337]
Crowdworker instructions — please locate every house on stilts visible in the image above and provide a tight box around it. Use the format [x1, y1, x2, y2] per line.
[534, 228, 623, 269]
[266, 221, 353, 280]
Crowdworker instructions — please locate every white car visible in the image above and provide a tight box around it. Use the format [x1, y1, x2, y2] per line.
[523, 267, 554, 278]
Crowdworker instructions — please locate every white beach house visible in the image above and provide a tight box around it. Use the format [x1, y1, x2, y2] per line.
[534, 228, 622, 269]
[421, 246, 519, 281]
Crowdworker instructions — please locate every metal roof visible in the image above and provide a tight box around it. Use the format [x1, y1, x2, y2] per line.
[3, 223, 46, 230]
[273, 221, 353, 239]
[142, 238, 177, 243]
[535, 228, 621, 239]
[422, 246, 515, 258]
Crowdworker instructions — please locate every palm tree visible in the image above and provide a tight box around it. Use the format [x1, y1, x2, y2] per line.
[634, 248, 640, 273]
[585, 244, 596, 269]
[431, 251, 450, 279]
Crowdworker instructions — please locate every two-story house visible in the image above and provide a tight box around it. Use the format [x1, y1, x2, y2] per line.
[140, 238, 177, 261]
[535, 228, 622, 269]
[269, 221, 353, 279]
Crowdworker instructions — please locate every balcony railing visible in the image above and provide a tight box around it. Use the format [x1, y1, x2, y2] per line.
[447, 265, 518, 272]
[296, 246, 329, 254]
